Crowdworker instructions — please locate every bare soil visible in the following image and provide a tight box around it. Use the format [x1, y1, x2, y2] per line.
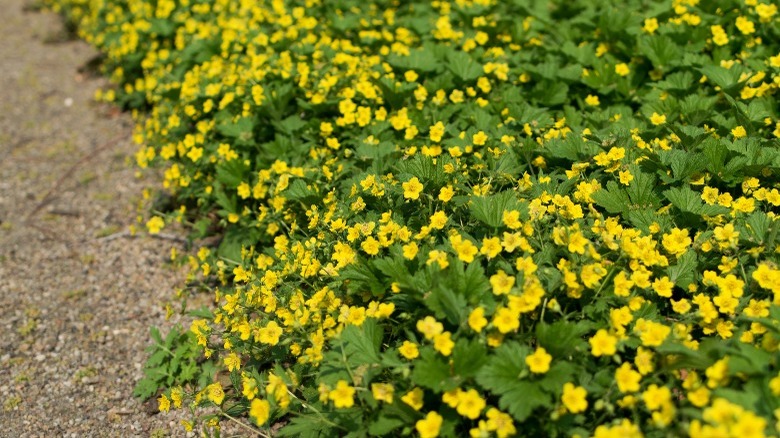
[0, 1, 203, 436]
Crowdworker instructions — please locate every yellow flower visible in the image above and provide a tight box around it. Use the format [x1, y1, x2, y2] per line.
[329, 380, 356, 408]
[711, 25, 729, 46]
[735, 16, 755, 35]
[652, 276, 674, 298]
[615, 63, 630, 77]
[490, 270, 516, 295]
[429, 211, 448, 229]
[731, 125, 747, 139]
[438, 185, 455, 202]
[492, 307, 520, 334]
[429, 121, 446, 142]
[361, 236, 381, 255]
[562, 383, 588, 413]
[433, 332, 455, 356]
[402, 387, 425, 410]
[662, 227, 691, 256]
[402, 242, 419, 260]
[456, 389, 486, 419]
[473, 131, 489, 146]
[257, 321, 283, 346]
[634, 319, 671, 347]
[399, 341, 420, 360]
[615, 363, 642, 393]
[481, 237, 502, 259]
[404, 70, 419, 82]
[158, 394, 171, 413]
[146, 216, 165, 234]
[450, 234, 479, 263]
[170, 386, 183, 408]
[206, 382, 225, 405]
[249, 398, 271, 425]
[568, 230, 588, 254]
[223, 352, 241, 372]
[371, 383, 394, 404]
[468, 307, 488, 333]
[618, 170, 633, 186]
[486, 408, 516, 437]
[642, 384, 671, 411]
[526, 347, 552, 374]
[643, 17, 659, 34]
[416, 411, 443, 438]
[442, 388, 462, 408]
[687, 386, 710, 407]
[402, 177, 424, 200]
[417, 316, 444, 340]
[650, 112, 666, 126]
[502, 210, 522, 229]
[585, 94, 600, 106]
[589, 329, 618, 357]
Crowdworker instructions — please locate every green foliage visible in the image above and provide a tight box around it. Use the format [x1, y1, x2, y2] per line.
[49, 0, 780, 436]
[133, 326, 214, 400]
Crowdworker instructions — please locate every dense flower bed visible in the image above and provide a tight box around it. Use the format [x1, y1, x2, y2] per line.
[48, 0, 780, 436]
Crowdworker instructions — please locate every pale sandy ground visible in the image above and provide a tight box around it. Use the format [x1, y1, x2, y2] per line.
[0, 1, 229, 436]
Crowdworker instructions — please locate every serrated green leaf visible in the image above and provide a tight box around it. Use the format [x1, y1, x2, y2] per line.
[340, 319, 383, 365]
[447, 50, 483, 82]
[476, 342, 529, 391]
[592, 181, 630, 214]
[369, 416, 404, 436]
[498, 381, 548, 422]
[536, 320, 591, 358]
[411, 349, 456, 392]
[667, 250, 697, 289]
[452, 338, 488, 379]
[426, 281, 467, 326]
[469, 191, 521, 228]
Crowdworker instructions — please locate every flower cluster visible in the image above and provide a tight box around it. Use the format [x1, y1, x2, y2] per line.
[48, 0, 780, 436]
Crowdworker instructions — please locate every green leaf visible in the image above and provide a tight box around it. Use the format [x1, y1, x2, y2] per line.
[538, 362, 576, 392]
[133, 377, 159, 400]
[536, 320, 591, 358]
[667, 250, 697, 289]
[217, 117, 255, 145]
[497, 381, 548, 422]
[663, 186, 729, 216]
[639, 35, 681, 69]
[426, 281, 467, 326]
[625, 169, 660, 207]
[217, 228, 249, 262]
[452, 338, 488, 379]
[369, 416, 404, 436]
[411, 349, 457, 392]
[476, 342, 529, 392]
[278, 415, 332, 437]
[469, 191, 521, 228]
[702, 138, 728, 174]
[532, 80, 569, 106]
[699, 65, 742, 94]
[655, 343, 710, 369]
[592, 181, 630, 215]
[446, 50, 483, 82]
[272, 115, 307, 136]
[215, 159, 249, 188]
[284, 178, 316, 202]
[388, 47, 440, 73]
[340, 319, 383, 365]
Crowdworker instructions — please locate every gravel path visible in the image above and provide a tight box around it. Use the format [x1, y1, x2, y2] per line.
[0, 1, 198, 436]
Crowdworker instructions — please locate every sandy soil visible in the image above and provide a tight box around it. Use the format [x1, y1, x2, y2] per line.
[0, 1, 204, 436]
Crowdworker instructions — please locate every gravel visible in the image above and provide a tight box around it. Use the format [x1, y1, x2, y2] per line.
[0, 1, 236, 436]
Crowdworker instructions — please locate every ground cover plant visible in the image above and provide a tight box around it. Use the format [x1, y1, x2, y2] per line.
[45, 0, 780, 436]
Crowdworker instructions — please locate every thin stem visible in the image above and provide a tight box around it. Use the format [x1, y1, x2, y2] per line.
[220, 411, 270, 438]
